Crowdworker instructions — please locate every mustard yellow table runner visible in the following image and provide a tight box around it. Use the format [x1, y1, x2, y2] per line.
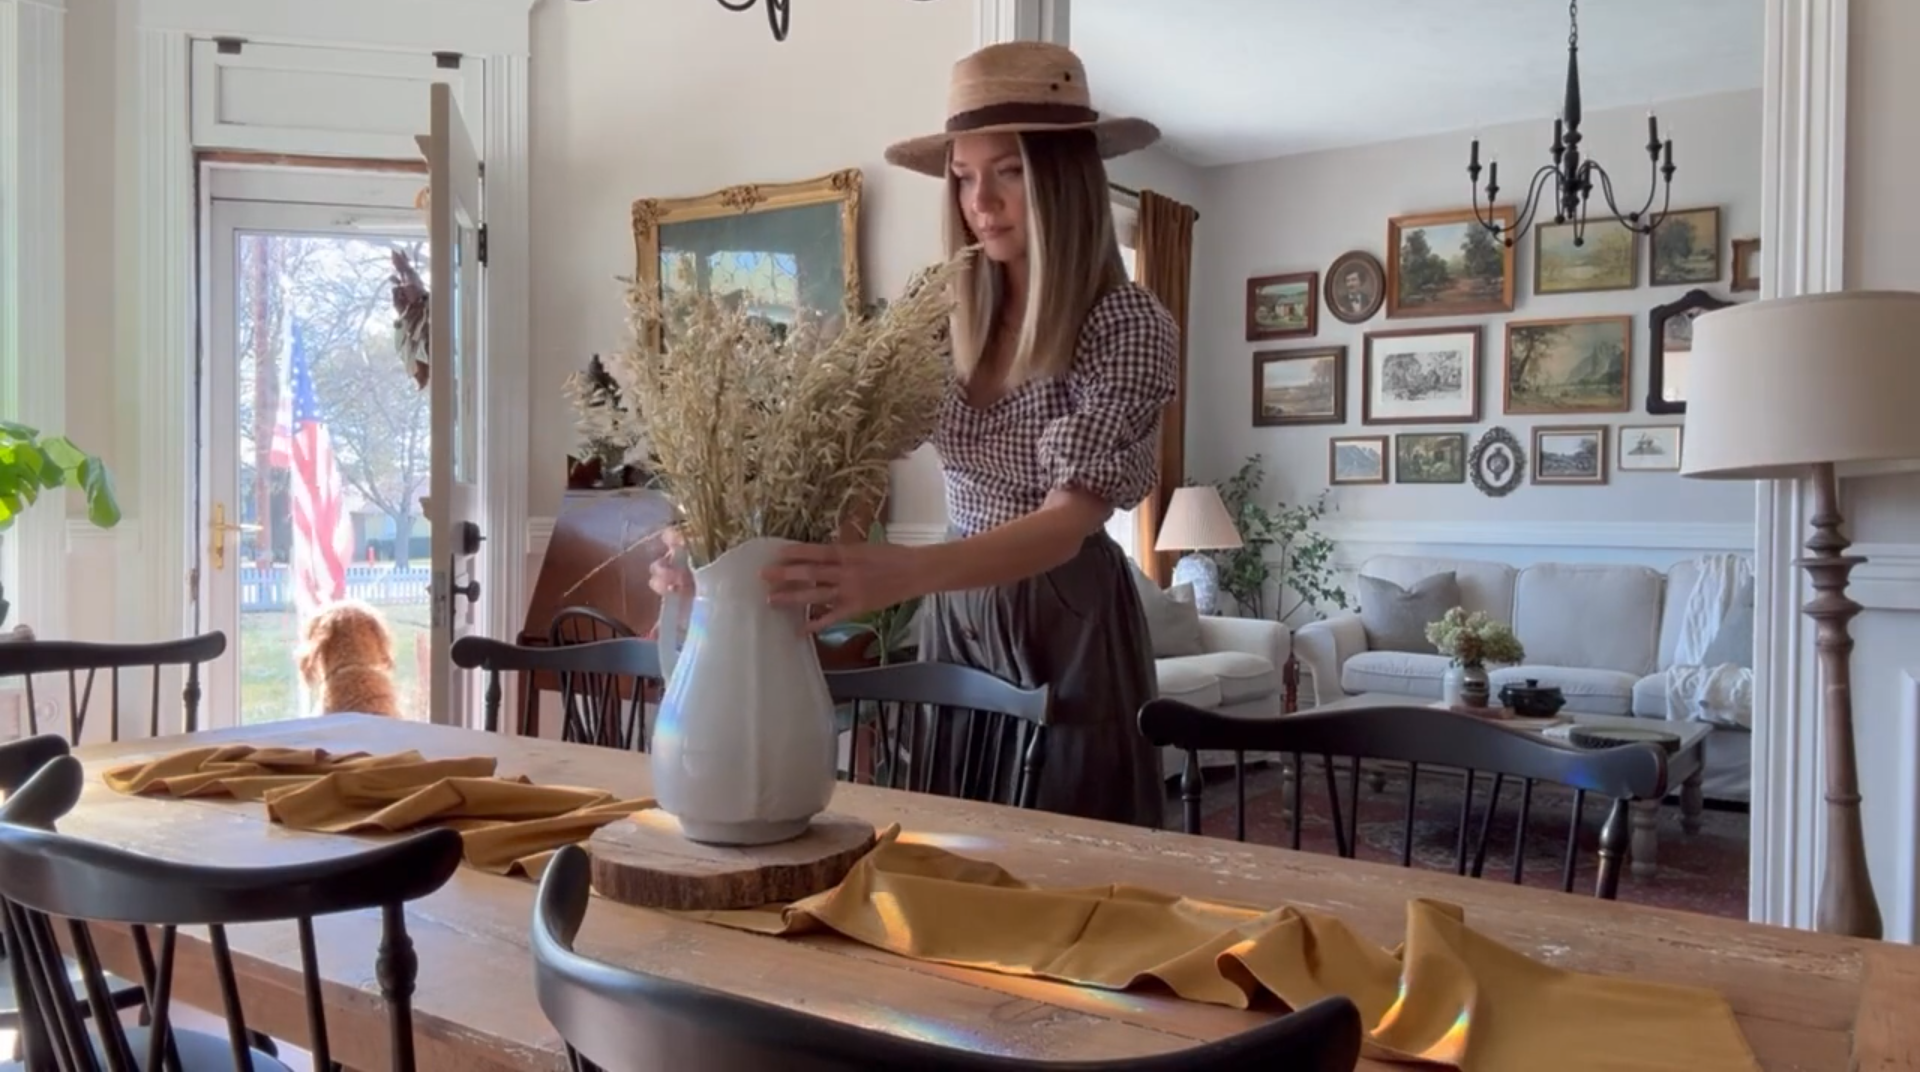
[102, 744, 650, 877]
[103, 746, 1760, 1072]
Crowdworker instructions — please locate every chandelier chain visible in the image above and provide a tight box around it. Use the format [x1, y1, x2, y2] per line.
[1569, 0, 1578, 49]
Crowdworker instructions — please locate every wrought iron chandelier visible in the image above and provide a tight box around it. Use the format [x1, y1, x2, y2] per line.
[716, 0, 942, 42]
[1468, 0, 1676, 249]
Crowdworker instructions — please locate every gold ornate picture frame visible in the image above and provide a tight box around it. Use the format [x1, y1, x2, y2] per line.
[631, 168, 864, 349]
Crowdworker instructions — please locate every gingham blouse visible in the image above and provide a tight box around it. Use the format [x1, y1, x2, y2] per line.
[935, 283, 1179, 536]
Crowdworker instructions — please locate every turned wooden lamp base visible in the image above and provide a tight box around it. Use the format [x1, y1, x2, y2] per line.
[1799, 461, 1883, 940]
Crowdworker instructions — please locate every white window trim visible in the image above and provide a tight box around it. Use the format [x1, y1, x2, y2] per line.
[120, 0, 533, 648]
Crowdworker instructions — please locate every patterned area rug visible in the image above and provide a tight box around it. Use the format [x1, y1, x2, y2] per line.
[1175, 761, 1749, 919]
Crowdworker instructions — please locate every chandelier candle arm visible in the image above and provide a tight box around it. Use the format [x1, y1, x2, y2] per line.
[1463, 0, 1677, 247]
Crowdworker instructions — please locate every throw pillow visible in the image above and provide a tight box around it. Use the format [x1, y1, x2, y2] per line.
[1128, 564, 1206, 658]
[1357, 572, 1462, 654]
[1701, 578, 1756, 668]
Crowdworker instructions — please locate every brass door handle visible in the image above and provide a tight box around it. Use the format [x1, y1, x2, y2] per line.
[209, 502, 245, 571]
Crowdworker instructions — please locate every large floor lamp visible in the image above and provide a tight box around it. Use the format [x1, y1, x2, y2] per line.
[1681, 290, 1920, 939]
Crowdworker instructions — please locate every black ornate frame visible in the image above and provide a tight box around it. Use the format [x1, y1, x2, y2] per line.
[1646, 288, 1734, 415]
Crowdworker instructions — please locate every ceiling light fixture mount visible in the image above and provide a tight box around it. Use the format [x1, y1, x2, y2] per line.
[716, 0, 941, 43]
[1467, 0, 1677, 249]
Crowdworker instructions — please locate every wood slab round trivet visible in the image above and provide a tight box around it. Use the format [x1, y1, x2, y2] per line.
[586, 811, 878, 911]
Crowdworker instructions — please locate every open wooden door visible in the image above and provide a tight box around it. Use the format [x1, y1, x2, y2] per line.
[421, 82, 486, 727]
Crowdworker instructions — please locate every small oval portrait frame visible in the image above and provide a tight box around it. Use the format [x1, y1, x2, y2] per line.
[1324, 250, 1386, 324]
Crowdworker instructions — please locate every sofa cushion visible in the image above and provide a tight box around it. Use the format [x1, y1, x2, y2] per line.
[1341, 650, 1452, 699]
[1489, 665, 1638, 717]
[1157, 652, 1277, 709]
[1130, 566, 1205, 658]
[1511, 563, 1663, 676]
[1360, 554, 1516, 622]
[1357, 572, 1459, 654]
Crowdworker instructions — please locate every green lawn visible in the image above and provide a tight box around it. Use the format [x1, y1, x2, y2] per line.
[240, 603, 432, 724]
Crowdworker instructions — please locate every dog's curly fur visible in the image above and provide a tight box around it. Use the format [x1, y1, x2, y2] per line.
[298, 600, 403, 718]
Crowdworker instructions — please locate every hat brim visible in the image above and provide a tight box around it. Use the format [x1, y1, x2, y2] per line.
[884, 116, 1161, 178]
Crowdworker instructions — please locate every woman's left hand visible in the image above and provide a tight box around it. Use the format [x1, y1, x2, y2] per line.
[763, 540, 923, 631]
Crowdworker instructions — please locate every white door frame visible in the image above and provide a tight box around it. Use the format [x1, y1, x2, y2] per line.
[198, 169, 429, 728]
[1748, 0, 1858, 933]
[117, 3, 529, 666]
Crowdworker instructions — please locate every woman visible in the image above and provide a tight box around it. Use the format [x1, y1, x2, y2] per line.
[659, 41, 1178, 827]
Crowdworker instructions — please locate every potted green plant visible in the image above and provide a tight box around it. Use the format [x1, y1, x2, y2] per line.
[1200, 457, 1352, 625]
[0, 422, 121, 632]
[1424, 607, 1526, 708]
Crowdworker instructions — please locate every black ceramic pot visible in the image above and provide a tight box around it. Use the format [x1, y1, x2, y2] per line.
[1498, 677, 1567, 718]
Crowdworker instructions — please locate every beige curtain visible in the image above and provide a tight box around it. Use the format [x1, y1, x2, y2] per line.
[1130, 190, 1197, 586]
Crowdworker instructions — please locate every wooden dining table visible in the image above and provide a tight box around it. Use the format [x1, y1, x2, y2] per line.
[57, 714, 1920, 1071]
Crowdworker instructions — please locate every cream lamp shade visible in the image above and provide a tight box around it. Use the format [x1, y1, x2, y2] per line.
[1153, 486, 1243, 552]
[1681, 291, 1920, 480]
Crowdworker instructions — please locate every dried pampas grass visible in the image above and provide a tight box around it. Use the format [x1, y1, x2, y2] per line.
[607, 251, 970, 565]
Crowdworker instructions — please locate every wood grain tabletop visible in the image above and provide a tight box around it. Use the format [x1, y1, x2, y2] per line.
[58, 715, 1920, 1071]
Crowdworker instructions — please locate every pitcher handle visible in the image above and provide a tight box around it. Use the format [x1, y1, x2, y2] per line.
[657, 545, 688, 682]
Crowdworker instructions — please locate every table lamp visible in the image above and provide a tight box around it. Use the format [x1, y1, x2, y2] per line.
[1153, 486, 1243, 615]
[1682, 290, 1920, 940]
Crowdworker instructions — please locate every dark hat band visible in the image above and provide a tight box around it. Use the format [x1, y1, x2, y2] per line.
[945, 101, 1099, 133]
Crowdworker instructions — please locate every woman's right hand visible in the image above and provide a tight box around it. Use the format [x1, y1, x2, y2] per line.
[647, 526, 694, 638]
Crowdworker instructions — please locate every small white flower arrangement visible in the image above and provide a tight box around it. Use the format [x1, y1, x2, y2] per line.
[1424, 606, 1525, 669]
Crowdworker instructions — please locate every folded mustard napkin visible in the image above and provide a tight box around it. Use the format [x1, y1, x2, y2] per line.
[691, 828, 1760, 1072]
[103, 745, 651, 878]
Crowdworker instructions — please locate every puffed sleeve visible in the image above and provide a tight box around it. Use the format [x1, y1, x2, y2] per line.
[1036, 287, 1179, 510]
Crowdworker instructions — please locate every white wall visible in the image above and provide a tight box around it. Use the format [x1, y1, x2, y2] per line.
[1189, 90, 1762, 549]
[527, 0, 974, 528]
[1837, 0, 1920, 940]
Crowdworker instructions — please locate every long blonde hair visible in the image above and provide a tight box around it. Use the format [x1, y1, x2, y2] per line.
[945, 130, 1131, 386]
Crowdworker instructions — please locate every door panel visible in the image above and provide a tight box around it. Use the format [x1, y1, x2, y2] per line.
[202, 194, 432, 727]
[423, 81, 486, 728]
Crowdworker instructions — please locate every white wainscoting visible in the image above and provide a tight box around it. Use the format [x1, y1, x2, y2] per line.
[1853, 543, 1920, 613]
[1321, 519, 1755, 577]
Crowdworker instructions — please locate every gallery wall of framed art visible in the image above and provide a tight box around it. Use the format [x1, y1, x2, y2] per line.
[1183, 87, 1765, 528]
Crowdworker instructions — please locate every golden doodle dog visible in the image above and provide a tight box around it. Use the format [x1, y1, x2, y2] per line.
[297, 599, 404, 718]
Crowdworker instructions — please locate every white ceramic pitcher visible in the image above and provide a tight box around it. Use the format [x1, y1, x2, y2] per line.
[652, 536, 838, 846]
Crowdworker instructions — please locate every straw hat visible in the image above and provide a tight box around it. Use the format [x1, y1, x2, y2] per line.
[884, 41, 1160, 177]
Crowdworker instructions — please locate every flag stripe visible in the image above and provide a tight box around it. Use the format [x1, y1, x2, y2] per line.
[284, 317, 349, 620]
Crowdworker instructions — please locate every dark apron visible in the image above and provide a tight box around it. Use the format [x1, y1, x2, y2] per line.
[918, 529, 1163, 828]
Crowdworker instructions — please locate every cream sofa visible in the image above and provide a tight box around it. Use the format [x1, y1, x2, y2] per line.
[1292, 553, 1752, 802]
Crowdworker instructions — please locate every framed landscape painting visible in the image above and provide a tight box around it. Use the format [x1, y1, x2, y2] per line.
[1386, 207, 1516, 318]
[1395, 432, 1467, 484]
[1329, 435, 1388, 485]
[1246, 271, 1318, 340]
[1649, 206, 1721, 286]
[1532, 425, 1609, 485]
[1503, 315, 1632, 415]
[1534, 219, 1636, 294]
[1252, 346, 1344, 426]
[1361, 326, 1481, 425]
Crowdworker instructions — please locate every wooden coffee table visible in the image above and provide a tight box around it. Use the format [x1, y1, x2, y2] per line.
[1308, 692, 1710, 880]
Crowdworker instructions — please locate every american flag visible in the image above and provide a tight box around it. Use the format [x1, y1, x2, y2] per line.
[270, 317, 349, 620]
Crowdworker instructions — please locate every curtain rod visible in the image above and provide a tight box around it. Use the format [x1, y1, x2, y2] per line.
[1109, 183, 1200, 221]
